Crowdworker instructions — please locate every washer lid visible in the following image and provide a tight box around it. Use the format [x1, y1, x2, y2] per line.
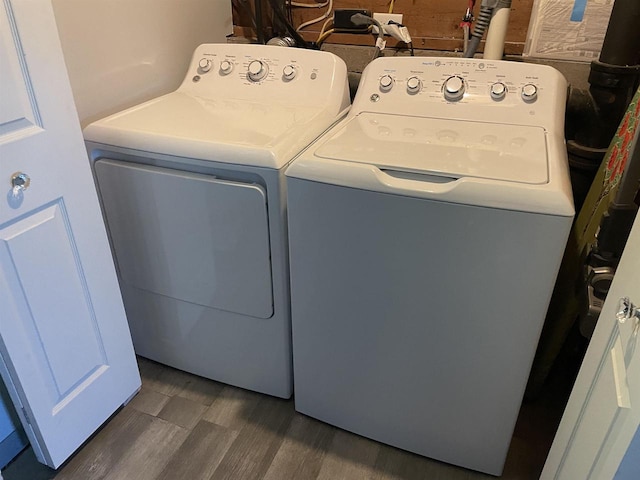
[315, 113, 549, 184]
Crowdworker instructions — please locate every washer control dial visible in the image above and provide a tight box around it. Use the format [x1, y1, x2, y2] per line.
[283, 64, 297, 80]
[406, 76, 422, 94]
[198, 58, 213, 73]
[521, 83, 538, 102]
[220, 60, 233, 75]
[443, 76, 465, 101]
[248, 60, 268, 82]
[379, 75, 394, 92]
[490, 82, 507, 100]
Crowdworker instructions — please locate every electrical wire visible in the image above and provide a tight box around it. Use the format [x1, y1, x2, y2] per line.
[460, 0, 475, 55]
[255, 0, 266, 44]
[388, 0, 395, 14]
[350, 13, 385, 60]
[386, 19, 413, 54]
[286, 0, 293, 25]
[462, 23, 470, 53]
[271, 0, 290, 37]
[290, 1, 329, 7]
[296, 0, 333, 31]
[318, 17, 333, 37]
[316, 28, 335, 46]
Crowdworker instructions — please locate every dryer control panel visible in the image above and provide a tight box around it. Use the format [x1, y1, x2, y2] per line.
[178, 43, 349, 109]
[352, 57, 567, 130]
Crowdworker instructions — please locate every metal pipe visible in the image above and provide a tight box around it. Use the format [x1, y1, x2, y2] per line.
[483, 0, 512, 60]
[599, 0, 640, 66]
[266, 0, 312, 48]
[564, 0, 640, 209]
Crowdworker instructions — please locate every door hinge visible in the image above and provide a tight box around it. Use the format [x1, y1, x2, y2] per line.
[21, 407, 31, 425]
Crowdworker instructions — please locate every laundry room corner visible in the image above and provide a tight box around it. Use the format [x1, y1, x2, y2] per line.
[50, 0, 233, 126]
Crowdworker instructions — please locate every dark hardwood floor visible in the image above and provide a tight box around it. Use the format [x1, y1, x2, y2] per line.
[3, 356, 566, 480]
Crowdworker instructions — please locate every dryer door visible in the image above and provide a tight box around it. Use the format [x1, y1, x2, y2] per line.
[95, 160, 274, 319]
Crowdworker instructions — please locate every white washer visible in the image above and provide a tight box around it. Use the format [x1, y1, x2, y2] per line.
[84, 44, 349, 399]
[286, 57, 574, 474]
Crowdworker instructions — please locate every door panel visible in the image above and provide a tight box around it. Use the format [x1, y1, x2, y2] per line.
[0, 0, 140, 469]
[542, 210, 640, 479]
[0, 3, 41, 139]
[1, 201, 108, 398]
[557, 327, 630, 479]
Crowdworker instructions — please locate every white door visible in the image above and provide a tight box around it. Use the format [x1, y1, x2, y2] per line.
[0, 0, 140, 469]
[541, 210, 640, 479]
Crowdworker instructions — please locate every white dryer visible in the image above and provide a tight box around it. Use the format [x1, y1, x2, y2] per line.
[84, 44, 349, 398]
[286, 57, 574, 474]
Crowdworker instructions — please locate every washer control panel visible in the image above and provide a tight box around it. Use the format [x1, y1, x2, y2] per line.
[353, 57, 567, 128]
[180, 43, 349, 107]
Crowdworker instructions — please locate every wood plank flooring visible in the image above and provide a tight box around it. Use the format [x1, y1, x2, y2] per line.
[3, 357, 562, 480]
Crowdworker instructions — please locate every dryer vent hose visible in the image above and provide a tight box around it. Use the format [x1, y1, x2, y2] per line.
[484, 0, 512, 60]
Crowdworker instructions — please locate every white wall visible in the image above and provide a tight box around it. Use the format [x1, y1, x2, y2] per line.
[52, 0, 232, 126]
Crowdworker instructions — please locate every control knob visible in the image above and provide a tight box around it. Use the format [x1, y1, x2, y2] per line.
[379, 74, 394, 92]
[220, 60, 233, 75]
[248, 60, 268, 82]
[443, 76, 465, 101]
[521, 83, 538, 102]
[283, 64, 297, 81]
[490, 82, 507, 101]
[198, 58, 212, 73]
[406, 76, 422, 95]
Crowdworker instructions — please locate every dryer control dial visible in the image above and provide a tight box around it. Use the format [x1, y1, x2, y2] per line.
[443, 76, 465, 101]
[198, 58, 213, 73]
[220, 60, 233, 75]
[406, 76, 422, 94]
[490, 82, 507, 100]
[283, 64, 297, 80]
[521, 83, 538, 102]
[379, 75, 394, 92]
[248, 60, 268, 82]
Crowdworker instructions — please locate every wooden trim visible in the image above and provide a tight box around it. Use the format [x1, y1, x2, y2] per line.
[230, 26, 525, 55]
[231, 0, 533, 56]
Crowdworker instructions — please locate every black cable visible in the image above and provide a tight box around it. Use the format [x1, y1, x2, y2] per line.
[255, 0, 266, 44]
[267, 0, 314, 48]
[286, 0, 293, 25]
[271, 0, 289, 37]
[388, 20, 414, 57]
[351, 13, 384, 60]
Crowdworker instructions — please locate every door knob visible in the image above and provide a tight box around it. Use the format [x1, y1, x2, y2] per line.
[616, 297, 640, 337]
[616, 297, 640, 323]
[10, 172, 30, 197]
